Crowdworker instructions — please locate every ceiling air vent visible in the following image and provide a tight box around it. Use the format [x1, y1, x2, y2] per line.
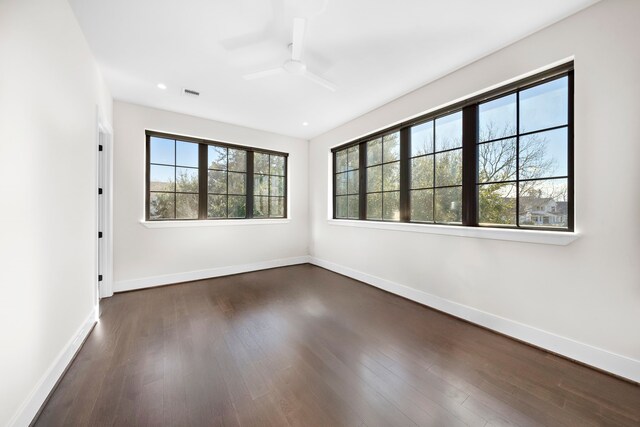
[182, 88, 200, 97]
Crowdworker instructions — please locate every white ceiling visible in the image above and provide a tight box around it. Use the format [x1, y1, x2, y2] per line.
[69, 0, 597, 139]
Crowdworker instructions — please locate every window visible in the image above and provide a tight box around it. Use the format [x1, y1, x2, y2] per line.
[148, 137, 199, 220]
[366, 132, 400, 221]
[146, 132, 287, 220]
[477, 76, 570, 228]
[207, 146, 247, 218]
[335, 145, 360, 219]
[332, 63, 573, 231]
[253, 152, 287, 218]
[410, 112, 463, 224]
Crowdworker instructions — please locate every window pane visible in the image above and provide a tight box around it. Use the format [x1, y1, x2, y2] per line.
[336, 195, 348, 218]
[383, 162, 400, 191]
[367, 165, 382, 193]
[479, 94, 516, 142]
[254, 152, 269, 174]
[478, 183, 516, 225]
[176, 193, 198, 219]
[270, 176, 285, 197]
[382, 133, 400, 162]
[410, 155, 433, 189]
[270, 155, 285, 175]
[336, 149, 348, 173]
[410, 189, 433, 222]
[150, 165, 175, 192]
[435, 186, 461, 223]
[254, 174, 269, 196]
[520, 76, 568, 133]
[150, 137, 174, 165]
[347, 170, 359, 194]
[208, 145, 227, 170]
[228, 172, 246, 195]
[347, 195, 359, 219]
[176, 167, 198, 192]
[149, 192, 175, 219]
[254, 196, 269, 217]
[519, 178, 568, 228]
[478, 139, 516, 183]
[367, 138, 382, 166]
[435, 149, 462, 187]
[519, 128, 568, 179]
[208, 194, 227, 218]
[228, 149, 247, 172]
[435, 111, 462, 151]
[270, 197, 285, 217]
[228, 196, 246, 218]
[336, 172, 348, 195]
[176, 141, 198, 167]
[347, 146, 359, 170]
[366, 193, 382, 220]
[411, 121, 434, 157]
[383, 191, 400, 221]
[208, 170, 227, 194]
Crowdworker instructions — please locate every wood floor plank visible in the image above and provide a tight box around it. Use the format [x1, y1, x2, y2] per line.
[34, 264, 640, 426]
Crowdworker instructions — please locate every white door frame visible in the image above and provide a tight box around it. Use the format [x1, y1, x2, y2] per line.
[97, 109, 114, 299]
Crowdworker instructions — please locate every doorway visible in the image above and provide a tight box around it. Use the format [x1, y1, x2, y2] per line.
[97, 118, 113, 308]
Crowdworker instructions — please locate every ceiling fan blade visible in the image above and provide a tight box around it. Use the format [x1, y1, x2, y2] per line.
[243, 67, 284, 80]
[302, 70, 336, 92]
[291, 18, 306, 61]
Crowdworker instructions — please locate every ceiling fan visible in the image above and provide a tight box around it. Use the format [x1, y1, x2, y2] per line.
[242, 18, 337, 92]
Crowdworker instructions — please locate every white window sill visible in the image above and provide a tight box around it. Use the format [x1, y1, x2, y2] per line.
[327, 219, 579, 246]
[140, 219, 290, 228]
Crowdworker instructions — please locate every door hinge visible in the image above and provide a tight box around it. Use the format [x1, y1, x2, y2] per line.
[99, 145, 103, 151]
[98, 274, 103, 281]
[98, 188, 103, 195]
[98, 231, 103, 238]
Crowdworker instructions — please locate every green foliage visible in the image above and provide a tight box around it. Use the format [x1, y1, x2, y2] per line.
[149, 192, 174, 219]
[478, 183, 516, 224]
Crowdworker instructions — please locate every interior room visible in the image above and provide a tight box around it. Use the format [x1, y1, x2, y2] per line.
[1, 0, 639, 425]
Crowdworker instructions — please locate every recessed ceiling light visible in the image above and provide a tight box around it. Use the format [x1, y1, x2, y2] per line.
[157, 83, 167, 90]
[302, 121, 309, 126]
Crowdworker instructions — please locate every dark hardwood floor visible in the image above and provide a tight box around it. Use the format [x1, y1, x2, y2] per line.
[35, 264, 639, 426]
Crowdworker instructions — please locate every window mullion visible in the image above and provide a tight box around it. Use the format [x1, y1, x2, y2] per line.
[462, 104, 478, 226]
[358, 142, 366, 220]
[516, 92, 521, 227]
[567, 70, 575, 232]
[145, 135, 151, 221]
[332, 152, 337, 219]
[399, 127, 410, 222]
[198, 143, 208, 220]
[283, 156, 288, 219]
[247, 151, 254, 218]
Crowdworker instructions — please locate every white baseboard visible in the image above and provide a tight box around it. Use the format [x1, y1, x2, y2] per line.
[309, 257, 640, 384]
[9, 307, 97, 427]
[113, 256, 311, 293]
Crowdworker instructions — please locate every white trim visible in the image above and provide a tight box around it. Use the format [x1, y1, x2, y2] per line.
[309, 257, 640, 383]
[140, 218, 291, 228]
[327, 219, 579, 246]
[113, 256, 310, 292]
[97, 119, 114, 298]
[8, 307, 97, 427]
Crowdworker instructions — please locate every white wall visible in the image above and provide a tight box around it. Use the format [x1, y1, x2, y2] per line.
[0, 0, 113, 425]
[112, 102, 309, 290]
[309, 0, 640, 380]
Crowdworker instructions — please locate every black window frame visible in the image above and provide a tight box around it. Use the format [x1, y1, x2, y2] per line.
[332, 62, 574, 232]
[364, 132, 402, 221]
[146, 130, 288, 221]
